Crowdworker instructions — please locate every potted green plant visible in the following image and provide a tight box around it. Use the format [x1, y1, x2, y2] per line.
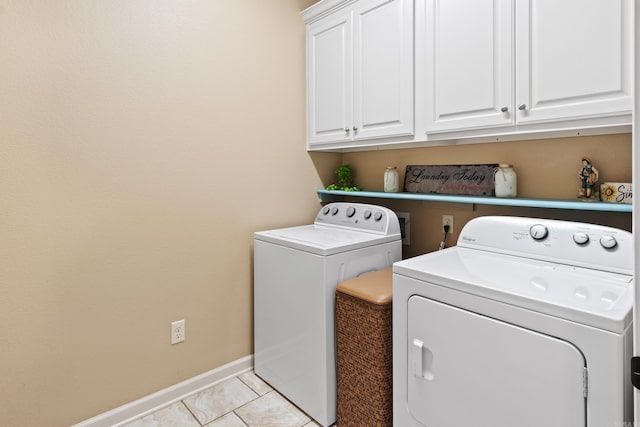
[326, 165, 361, 191]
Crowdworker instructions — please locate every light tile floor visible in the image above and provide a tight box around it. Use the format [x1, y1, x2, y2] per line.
[120, 371, 330, 427]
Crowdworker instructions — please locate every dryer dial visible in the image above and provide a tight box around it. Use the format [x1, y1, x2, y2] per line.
[346, 207, 356, 217]
[529, 224, 548, 240]
[600, 235, 618, 249]
[572, 232, 589, 245]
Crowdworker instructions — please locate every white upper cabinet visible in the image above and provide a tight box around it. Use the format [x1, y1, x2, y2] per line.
[307, 10, 352, 145]
[352, 0, 414, 140]
[515, 0, 632, 124]
[305, 0, 414, 148]
[423, 0, 632, 134]
[423, 0, 514, 132]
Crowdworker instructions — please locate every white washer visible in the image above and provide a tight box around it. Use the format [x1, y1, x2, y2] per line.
[393, 216, 633, 427]
[254, 202, 401, 427]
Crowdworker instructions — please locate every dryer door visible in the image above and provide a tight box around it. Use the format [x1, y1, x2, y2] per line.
[407, 296, 586, 427]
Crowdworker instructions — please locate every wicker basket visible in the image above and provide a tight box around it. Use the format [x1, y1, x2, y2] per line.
[336, 268, 393, 427]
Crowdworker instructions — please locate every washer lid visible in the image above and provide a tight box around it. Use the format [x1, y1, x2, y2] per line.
[254, 224, 399, 256]
[393, 247, 633, 333]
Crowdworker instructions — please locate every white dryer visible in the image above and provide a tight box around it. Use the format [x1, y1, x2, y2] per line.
[254, 202, 401, 427]
[393, 216, 633, 427]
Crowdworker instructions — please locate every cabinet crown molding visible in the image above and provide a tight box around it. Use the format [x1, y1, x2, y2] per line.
[302, 0, 359, 23]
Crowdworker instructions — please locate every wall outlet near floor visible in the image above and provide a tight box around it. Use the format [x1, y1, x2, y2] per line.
[442, 215, 454, 235]
[171, 319, 185, 344]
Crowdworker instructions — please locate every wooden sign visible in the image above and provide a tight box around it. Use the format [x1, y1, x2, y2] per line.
[404, 164, 498, 196]
[600, 182, 632, 204]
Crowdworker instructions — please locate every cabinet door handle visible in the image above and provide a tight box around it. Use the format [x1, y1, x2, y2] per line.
[518, 103, 527, 111]
[500, 106, 509, 112]
[345, 128, 350, 134]
[353, 126, 358, 132]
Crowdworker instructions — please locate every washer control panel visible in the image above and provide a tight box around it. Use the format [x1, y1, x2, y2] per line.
[314, 202, 400, 235]
[458, 216, 632, 274]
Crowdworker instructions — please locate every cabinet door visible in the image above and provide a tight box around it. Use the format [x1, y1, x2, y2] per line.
[424, 0, 513, 133]
[307, 10, 353, 146]
[515, 0, 632, 124]
[352, 0, 413, 140]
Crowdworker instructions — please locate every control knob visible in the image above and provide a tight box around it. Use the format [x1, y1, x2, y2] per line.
[600, 235, 618, 249]
[364, 210, 372, 220]
[346, 207, 356, 218]
[572, 232, 589, 245]
[331, 207, 339, 215]
[374, 212, 383, 222]
[529, 224, 548, 240]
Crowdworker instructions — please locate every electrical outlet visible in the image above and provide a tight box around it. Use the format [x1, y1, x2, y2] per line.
[171, 319, 185, 344]
[396, 212, 410, 245]
[442, 215, 454, 235]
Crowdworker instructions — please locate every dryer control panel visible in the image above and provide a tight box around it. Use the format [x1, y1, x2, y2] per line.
[314, 202, 401, 235]
[457, 216, 633, 275]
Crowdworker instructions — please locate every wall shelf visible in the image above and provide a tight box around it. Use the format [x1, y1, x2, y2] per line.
[317, 189, 632, 213]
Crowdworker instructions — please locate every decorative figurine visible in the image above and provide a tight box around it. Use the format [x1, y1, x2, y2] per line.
[578, 157, 599, 199]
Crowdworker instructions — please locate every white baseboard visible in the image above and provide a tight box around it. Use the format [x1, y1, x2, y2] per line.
[72, 355, 254, 427]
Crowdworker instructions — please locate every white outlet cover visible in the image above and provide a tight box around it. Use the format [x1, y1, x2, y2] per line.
[171, 319, 185, 344]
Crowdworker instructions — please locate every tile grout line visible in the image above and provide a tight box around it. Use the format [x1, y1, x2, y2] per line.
[178, 400, 203, 426]
[224, 375, 261, 425]
[237, 371, 274, 397]
[231, 409, 251, 427]
[228, 389, 276, 426]
[203, 391, 259, 426]
[236, 376, 263, 396]
[184, 374, 262, 426]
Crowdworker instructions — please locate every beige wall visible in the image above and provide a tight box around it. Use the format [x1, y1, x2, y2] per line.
[341, 134, 632, 257]
[0, 1, 339, 425]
